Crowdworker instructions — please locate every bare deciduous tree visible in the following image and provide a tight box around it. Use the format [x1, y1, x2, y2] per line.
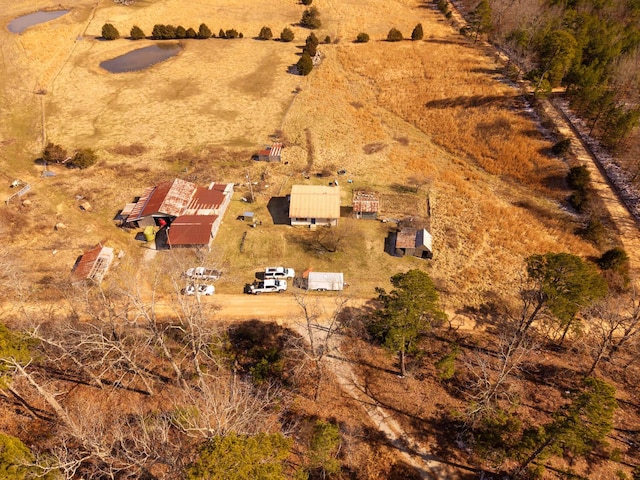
[464, 329, 536, 422]
[290, 294, 349, 400]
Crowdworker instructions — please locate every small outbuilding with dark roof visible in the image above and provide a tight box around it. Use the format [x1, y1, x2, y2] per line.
[394, 228, 433, 259]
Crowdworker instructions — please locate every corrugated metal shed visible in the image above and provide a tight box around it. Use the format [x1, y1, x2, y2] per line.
[168, 215, 218, 246]
[416, 228, 433, 251]
[289, 185, 340, 219]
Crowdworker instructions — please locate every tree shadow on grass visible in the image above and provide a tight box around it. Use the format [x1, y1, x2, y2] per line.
[425, 95, 515, 110]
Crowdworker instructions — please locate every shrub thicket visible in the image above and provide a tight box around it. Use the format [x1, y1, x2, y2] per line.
[42, 143, 68, 164]
[387, 28, 403, 42]
[301, 0, 313, 4]
[225, 29, 239, 39]
[71, 149, 98, 169]
[102, 23, 120, 40]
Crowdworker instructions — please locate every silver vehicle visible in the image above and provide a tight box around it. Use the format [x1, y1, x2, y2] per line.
[184, 267, 222, 281]
[183, 284, 215, 296]
[248, 279, 287, 294]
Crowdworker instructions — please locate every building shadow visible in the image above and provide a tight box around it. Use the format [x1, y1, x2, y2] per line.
[267, 196, 290, 225]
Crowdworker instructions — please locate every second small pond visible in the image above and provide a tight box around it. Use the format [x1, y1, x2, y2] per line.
[100, 43, 182, 73]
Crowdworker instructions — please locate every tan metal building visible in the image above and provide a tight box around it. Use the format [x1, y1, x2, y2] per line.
[289, 185, 340, 227]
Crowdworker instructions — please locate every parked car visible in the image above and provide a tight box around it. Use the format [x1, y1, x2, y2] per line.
[248, 279, 287, 294]
[184, 267, 222, 280]
[184, 284, 215, 296]
[264, 267, 295, 279]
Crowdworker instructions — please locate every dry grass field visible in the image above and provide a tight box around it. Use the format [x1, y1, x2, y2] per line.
[0, 0, 603, 307]
[3, 2, 640, 479]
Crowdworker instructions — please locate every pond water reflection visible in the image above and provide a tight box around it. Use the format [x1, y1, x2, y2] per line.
[8, 10, 69, 34]
[100, 43, 182, 73]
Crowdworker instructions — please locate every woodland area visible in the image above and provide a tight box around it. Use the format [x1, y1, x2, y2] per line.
[1, 251, 639, 479]
[451, 0, 640, 183]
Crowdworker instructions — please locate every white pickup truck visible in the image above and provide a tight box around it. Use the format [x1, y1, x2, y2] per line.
[248, 279, 287, 294]
[184, 267, 222, 281]
[264, 267, 295, 279]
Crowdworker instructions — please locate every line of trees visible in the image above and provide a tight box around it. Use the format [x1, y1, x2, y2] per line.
[101, 23, 245, 41]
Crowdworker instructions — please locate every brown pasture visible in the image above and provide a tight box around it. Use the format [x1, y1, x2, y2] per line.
[0, 0, 600, 307]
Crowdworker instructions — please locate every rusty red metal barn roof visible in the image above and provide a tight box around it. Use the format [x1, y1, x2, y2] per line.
[352, 191, 380, 213]
[168, 215, 217, 246]
[71, 244, 114, 281]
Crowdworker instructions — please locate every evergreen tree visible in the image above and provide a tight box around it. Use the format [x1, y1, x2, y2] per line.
[515, 378, 617, 477]
[280, 27, 294, 42]
[307, 421, 341, 477]
[225, 29, 239, 39]
[219, 29, 226, 39]
[42, 143, 67, 164]
[567, 165, 590, 190]
[526, 253, 607, 345]
[300, 6, 321, 29]
[186, 433, 292, 480]
[185, 27, 197, 39]
[296, 52, 314, 76]
[198, 23, 212, 39]
[369, 270, 446, 376]
[101, 23, 120, 40]
[258, 26, 273, 40]
[130, 25, 145, 40]
[470, 0, 492, 42]
[71, 149, 97, 169]
[175, 25, 187, 39]
[356, 32, 370, 43]
[386, 28, 403, 42]
[0, 434, 57, 480]
[411, 23, 424, 41]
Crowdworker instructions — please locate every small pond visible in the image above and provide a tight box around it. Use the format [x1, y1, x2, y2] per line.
[8, 10, 69, 34]
[100, 43, 182, 73]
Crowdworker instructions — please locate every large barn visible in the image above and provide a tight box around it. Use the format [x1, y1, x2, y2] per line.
[122, 179, 233, 249]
